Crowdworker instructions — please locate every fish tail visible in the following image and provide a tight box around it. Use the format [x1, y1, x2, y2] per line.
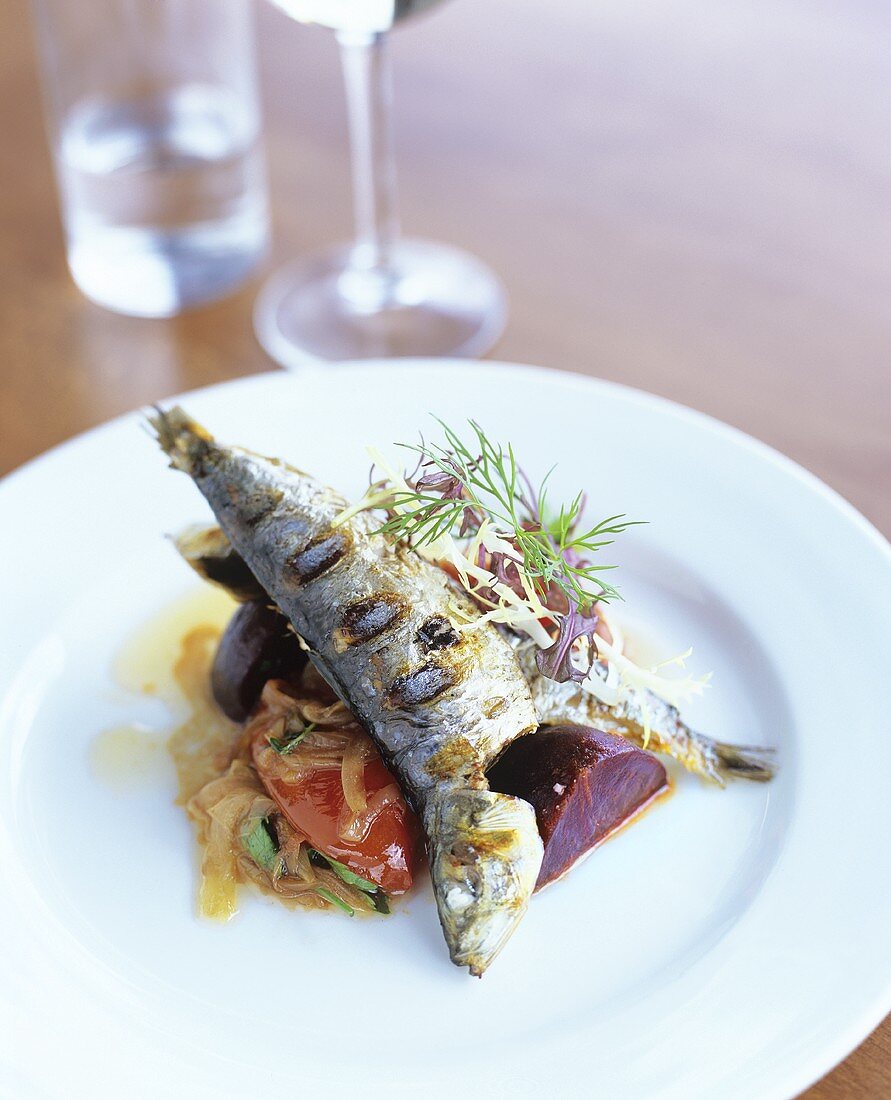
[148, 405, 217, 476]
[425, 787, 543, 976]
[708, 740, 777, 784]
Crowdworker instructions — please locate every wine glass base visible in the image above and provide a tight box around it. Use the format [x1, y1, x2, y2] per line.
[254, 239, 507, 368]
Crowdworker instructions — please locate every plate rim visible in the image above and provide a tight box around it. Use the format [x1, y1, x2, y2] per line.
[2, 358, 890, 1099]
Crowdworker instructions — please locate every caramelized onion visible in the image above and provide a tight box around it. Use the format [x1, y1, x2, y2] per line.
[341, 738, 372, 813]
[171, 636, 414, 916]
[187, 760, 276, 920]
[337, 782, 402, 843]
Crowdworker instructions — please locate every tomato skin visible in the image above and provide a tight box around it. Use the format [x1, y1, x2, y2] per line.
[251, 731, 419, 895]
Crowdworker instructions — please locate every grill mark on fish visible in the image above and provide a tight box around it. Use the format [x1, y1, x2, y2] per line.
[388, 660, 458, 708]
[417, 615, 461, 651]
[338, 594, 407, 645]
[289, 529, 350, 582]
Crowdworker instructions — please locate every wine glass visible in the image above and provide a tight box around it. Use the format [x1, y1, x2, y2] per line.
[254, 0, 507, 367]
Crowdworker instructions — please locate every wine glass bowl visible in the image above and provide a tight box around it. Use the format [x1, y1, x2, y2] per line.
[255, 4, 507, 367]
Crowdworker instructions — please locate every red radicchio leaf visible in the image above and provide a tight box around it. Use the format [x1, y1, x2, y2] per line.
[409, 458, 486, 538]
[535, 604, 600, 683]
[414, 467, 464, 498]
[492, 550, 521, 587]
[470, 543, 526, 609]
[458, 506, 482, 537]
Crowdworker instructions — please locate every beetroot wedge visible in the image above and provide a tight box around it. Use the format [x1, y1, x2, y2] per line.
[487, 724, 668, 889]
[211, 601, 307, 722]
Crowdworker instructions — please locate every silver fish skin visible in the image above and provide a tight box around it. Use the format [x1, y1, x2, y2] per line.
[151, 407, 542, 975]
[513, 641, 775, 785]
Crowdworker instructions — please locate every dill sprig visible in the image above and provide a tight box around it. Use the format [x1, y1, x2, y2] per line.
[376, 419, 641, 609]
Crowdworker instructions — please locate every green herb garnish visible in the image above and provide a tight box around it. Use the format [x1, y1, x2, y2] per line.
[311, 850, 377, 892]
[309, 848, 390, 915]
[368, 891, 390, 915]
[376, 420, 640, 607]
[268, 721, 316, 755]
[344, 420, 645, 684]
[315, 886, 355, 916]
[242, 816, 282, 874]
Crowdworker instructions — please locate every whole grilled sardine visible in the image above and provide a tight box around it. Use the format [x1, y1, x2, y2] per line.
[514, 641, 775, 785]
[175, 520, 774, 787]
[175, 519, 773, 787]
[152, 407, 543, 975]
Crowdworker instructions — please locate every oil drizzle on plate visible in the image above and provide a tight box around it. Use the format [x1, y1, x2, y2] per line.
[92, 585, 238, 796]
[90, 723, 171, 790]
[113, 585, 236, 707]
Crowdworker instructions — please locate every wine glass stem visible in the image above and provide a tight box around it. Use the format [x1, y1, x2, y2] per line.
[336, 30, 399, 275]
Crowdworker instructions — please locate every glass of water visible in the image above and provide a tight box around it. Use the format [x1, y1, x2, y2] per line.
[30, 0, 269, 318]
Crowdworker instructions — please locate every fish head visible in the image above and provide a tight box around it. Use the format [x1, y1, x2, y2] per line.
[425, 787, 543, 977]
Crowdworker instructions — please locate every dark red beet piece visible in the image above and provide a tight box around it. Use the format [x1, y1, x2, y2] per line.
[487, 724, 668, 889]
[211, 601, 307, 722]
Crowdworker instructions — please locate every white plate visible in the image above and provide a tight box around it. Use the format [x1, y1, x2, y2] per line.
[2, 362, 889, 1100]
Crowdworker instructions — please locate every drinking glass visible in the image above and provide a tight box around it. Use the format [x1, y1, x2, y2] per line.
[254, 1, 507, 366]
[30, 0, 269, 318]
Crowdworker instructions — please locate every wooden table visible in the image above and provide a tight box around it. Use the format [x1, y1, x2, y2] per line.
[1, 0, 888, 1093]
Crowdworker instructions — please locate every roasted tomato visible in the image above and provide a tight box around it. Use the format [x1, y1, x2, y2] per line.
[250, 722, 420, 896]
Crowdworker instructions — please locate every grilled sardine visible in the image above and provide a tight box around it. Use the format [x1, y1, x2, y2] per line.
[172, 520, 774, 787]
[151, 407, 543, 975]
[514, 641, 775, 785]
